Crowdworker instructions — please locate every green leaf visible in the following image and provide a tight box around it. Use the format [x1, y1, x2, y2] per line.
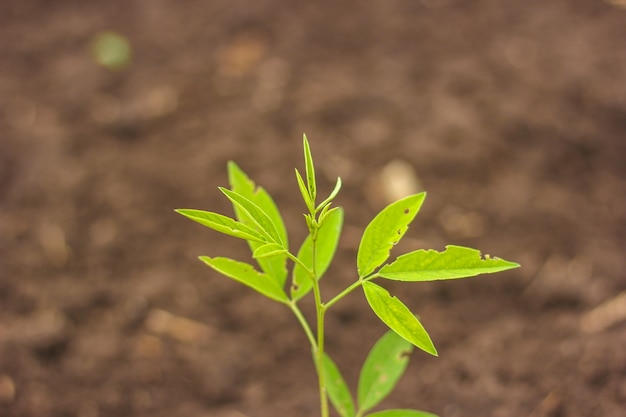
[317, 177, 342, 211]
[199, 256, 288, 303]
[228, 162, 289, 287]
[366, 410, 439, 417]
[291, 208, 344, 300]
[321, 353, 356, 417]
[379, 245, 520, 281]
[253, 243, 288, 259]
[220, 188, 284, 245]
[357, 193, 426, 278]
[296, 168, 315, 213]
[303, 134, 317, 204]
[362, 282, 437, 356]
[175, 209, 267, 243]
[228, 161, 289, 246]
[357, 330, 413, 414]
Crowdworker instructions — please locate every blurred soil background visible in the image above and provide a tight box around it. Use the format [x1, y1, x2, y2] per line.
[1, 0, 626, 416]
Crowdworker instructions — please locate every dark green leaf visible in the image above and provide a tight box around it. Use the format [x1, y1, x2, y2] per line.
[362, 282, 437, 356]
[357, 193, 426, 278]
[357, 330, 413, 414]
[199, 256, 288, 303]
[379, 245, 520, 281]
[291, 208, 344, 300]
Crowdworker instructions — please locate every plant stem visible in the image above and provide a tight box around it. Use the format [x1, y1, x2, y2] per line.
[310, 235, 329, 417]
[325, 274, 378, 310]
[289, 302, 317, 350]
[325, 280, 363, 310]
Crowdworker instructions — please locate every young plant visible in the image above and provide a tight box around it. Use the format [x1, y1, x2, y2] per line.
[176, 135, 520, 417]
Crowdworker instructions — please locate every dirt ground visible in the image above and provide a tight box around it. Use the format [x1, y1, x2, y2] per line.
[1, 0, 625, 416]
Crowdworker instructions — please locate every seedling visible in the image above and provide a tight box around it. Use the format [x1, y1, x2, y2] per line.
[176, 135, 520, 417]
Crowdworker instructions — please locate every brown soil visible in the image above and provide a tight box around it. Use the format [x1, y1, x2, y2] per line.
[1, 1, 625, 416]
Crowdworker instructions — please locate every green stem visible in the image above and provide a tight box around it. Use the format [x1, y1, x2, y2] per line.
[289, 302, 317, 350]
[286, 251, 314, 280]
[325, 280, 363, 310]
[310, 235, 329, 417]
[325, 274, 378, 310]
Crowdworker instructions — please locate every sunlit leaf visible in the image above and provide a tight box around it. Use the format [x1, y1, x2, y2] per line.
[295, 168, 315, 213]
[321, 353, 356, 417]
[291, 208, 344, 300]
[228, 161, 288, 245]
[175, 209, 267, 243]
[362, 281, 437, 356]
[379, 245, 520, 281]
[303, 134, 317, 204]
[357, 193, 426, 278]
[228, 162, 288, 286]
[357, 330, 413, 414]
[199, 256, 288, 303]
[220, 188, 284, 245]
[253, 243, 288, 259]
[317, 177, 342, 211]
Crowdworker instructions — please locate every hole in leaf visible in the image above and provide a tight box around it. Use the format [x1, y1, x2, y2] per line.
[403, 208, 410, 214]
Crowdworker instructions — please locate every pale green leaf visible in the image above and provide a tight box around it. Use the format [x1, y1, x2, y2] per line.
[253, 243, 288, 259]
[175, 209, 267, 243]
[220, 188, 284, 245]
[199, 256, 288, 303]
[321, 353, 356, 417]
[295, 168, 315, 213]
[357, 330, 413, 414]
[291, 208, 344, 300]
[228, 161, 289, 245]
[379, 245, 520, 281]
[357, 193, 426, 278]
[303, 134, 317, 203]
[366, 410, 439, 417]
[228, 162, 288, 286]
[362, 282, 437, 356]
[317, 177, 342, 211]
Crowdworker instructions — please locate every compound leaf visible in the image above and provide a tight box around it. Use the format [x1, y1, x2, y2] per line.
[228, 161, 289, 245]
[357, 330, 413, 414]
[357, 193, 426, 278]
[366, 410, 439, 417]
[220, 188, 284, 246]
[199, 256, 288, 303]
[291, 207, 344, 300]
[322, 353, 356, 417]
[228, 162, 288, 287]
[175, 209, 267, 243]
[362, 281, 437, 356]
